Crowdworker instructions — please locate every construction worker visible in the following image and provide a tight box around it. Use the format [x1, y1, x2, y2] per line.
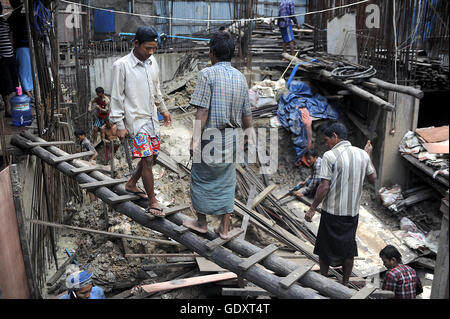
[293, 149, 322, 199]
[305, 122, 377, 286]
[110, 26, 172, 215]
[278, 0, 300, 56]
[183, 31, 253, 240]
[379, 245, 423, 299]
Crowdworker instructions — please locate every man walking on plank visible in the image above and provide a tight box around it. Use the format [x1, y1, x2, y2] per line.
[304, 122, 377, 286]
[183, 31, 253, 239]
[110, 26, 172, 217]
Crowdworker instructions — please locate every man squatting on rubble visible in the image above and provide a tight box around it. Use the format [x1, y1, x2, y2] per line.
[305, 122, 377, 286]
[379, 245, 423, 299]
[293, 149, 322, 199]
[110, 26, 172, 217]
[183, 31, 254, 240]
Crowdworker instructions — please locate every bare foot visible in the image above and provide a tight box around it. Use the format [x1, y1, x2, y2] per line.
[183, 219, 208, 234]
[214, 226, 228, 240]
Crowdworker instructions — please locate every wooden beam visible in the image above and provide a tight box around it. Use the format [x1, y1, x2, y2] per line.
[26, 141, 75, 147]
[138, 272, 238, 295]
[79, 177, 129, 190]
[106, 194, 141, 204]
[222, 287, 275, 297]
[368, 78, 424, 99]
[280, 260, 315, 289]
[251, 184, 277, 209]
[70, 165, 111, 174]
[46, 253, 77, 286]
[238, 244, 279, 271]
[281, 53, 395, 111]
[350, 286, 377, 299]
[205, 228, 244, 251]
[26, 219, 181, 246]
[51, 151, 94, 163]
[142, 262, 197, 271]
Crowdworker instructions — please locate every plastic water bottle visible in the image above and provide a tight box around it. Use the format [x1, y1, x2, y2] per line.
[11, 87, 32, 127]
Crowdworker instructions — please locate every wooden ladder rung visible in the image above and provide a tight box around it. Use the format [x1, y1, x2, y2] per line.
[350, 286, 377, 299]
[280, 260, 315, 289]
[163, 205, 190, 217]
[107, 194, 141, 204]
[205, 228, 244, 251]
[79, 177, 129, 190]
[174, 225, 190, 235]
[26, 141, 75, 147]
[238, 244, 279, 271]
[70, 165, 111, 174]
[52, 151, 94, 163]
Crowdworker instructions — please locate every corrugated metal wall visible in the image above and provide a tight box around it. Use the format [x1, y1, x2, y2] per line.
[152, 0, 308, 36]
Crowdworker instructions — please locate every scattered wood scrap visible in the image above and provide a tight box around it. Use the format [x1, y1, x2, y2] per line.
[134, 272, 238, 295]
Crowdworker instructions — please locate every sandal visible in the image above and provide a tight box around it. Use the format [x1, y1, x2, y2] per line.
[145, 207, 165, 218]
[125, 187, 148, 199]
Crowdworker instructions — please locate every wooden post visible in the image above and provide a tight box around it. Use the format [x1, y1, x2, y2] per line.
[9, 165, 41, 299]
[110, 140, 115, 178]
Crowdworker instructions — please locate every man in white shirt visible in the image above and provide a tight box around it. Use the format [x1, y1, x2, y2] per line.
[110, 26, 172, 217]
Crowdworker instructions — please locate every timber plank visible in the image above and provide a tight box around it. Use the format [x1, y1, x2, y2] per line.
[163, 205, 190, 216]
[350, 286, 377, 299]
[222, 287, 274, 297]
[107, 194, 141, 204]
[26, 141, 74, 147]
[140, 272, 238, 294]
[238, 244, 279, 271]
[195, 257, 227, 272]
[174, 225, 190, 235]
[79, 177, 129, 190]
[70, 165, 111, 174]
[280, 260, 315, 289]
[251, 184, 277, 209]
[205, 228, 244, 251]
[51, 151, 94, 163]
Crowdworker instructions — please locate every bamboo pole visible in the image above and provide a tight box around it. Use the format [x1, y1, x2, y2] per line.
[27, 219, 182, 246]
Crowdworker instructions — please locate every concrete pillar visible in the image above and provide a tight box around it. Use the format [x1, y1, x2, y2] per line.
[377, 91, 420, 188]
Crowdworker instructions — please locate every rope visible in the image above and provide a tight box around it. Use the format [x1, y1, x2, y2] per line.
[60, 0, 370, 24]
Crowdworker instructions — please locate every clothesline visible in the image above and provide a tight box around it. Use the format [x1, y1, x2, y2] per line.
[60, 0, 370, 24]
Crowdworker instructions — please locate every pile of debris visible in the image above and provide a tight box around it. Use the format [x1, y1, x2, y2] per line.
[399, 125, 449, 179]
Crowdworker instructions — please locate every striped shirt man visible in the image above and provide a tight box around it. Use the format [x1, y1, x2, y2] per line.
[0, 18, 14, 58]
[190, 61, 252, 129]
[318, 140, 375, 217]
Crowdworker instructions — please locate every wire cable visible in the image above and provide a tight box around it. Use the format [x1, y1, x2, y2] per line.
[60, 0, 370, 24]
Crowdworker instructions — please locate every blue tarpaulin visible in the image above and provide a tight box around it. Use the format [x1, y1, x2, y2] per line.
[94, 9, 115, 33]
[277, 81, 339, 163]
